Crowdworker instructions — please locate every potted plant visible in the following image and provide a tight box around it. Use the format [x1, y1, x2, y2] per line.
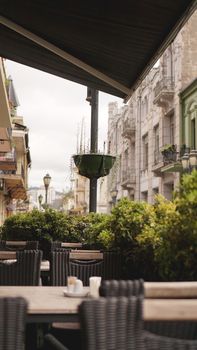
[73, 153, 116, 179]
[161, 144, 177, 162]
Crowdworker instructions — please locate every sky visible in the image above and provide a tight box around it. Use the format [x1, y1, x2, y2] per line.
[5, 59, 122, 192]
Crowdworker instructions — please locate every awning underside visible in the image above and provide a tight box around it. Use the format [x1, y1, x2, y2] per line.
[0, 0, 196, 100]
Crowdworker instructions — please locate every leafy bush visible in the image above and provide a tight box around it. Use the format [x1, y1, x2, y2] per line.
[110, 198, 155, 248]
[1, 172, 197, 281]
[153, 171, 197, 281]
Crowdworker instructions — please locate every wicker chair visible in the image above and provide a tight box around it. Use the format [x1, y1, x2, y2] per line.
[103, 251, 123, 280]
[50, 250, 70, 286]
[99, 279, 197, 341]
[0, 250, 42, 285]
[50, 250, 103, 286]
[44, 296, 144, 350]
[0, 297, 28, 350]
[69, 259, 103, 287]
[143, 331, 197, 349]
[99, 279, 144, 297]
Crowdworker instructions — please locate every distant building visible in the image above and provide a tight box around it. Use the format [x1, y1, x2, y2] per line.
[28, 186, 63, 210]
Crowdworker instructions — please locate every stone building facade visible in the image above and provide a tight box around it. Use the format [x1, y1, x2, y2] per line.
[107, 10, 197, 208]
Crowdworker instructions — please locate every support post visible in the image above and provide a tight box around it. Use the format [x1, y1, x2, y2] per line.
[88, 88, 98, 212]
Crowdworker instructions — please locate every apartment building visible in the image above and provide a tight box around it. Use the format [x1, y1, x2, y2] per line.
[107, 10, 197, 208]
[0, 59, 31, 224]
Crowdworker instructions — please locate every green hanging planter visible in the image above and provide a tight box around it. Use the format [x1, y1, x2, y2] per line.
[73, 153, 116, 179]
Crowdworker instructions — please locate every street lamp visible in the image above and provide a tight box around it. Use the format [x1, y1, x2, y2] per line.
[181, 150, 197, 172]
[110, 188, 118, 207]
[43, 173, 51, 206]
[38, 194, 43, 210]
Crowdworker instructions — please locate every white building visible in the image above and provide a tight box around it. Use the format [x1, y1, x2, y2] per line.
[107, 10, 197, 208]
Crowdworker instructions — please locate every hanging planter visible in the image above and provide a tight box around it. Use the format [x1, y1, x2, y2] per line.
[73, 153, 116, 179]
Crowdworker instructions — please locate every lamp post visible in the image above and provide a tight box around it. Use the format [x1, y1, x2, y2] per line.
[38, 194, 43, 210]
[181, 150, 197, 173]
[43, 173, 51, 207]
[110, 188, 118, 207]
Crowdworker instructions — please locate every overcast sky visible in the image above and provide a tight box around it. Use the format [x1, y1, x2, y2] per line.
[5, 59, 122, 192]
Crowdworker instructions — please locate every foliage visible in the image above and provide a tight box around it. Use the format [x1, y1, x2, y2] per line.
[161, 144, 176, 154]
[1, 172, 197, 281]
[82, 213, 114, 249]
[153, 171, 197, 281]
[110, 198, 155, 249]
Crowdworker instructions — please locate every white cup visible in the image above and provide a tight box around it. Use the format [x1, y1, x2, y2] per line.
[74, 279, 83, 293]
[89, 276, 101, 297]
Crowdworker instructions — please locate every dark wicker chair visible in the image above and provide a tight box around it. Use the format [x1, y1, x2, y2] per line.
[50, 250, 70, 286]
[44, 296, 144, 350]
[69, 259, 103, 286]
[0, 297, 28, 350]
[143, 331, 197, 349]
[99, 279, 197, 341]
[0, 250, 42, 285]
[99, 279, 144, 297]
[103, 251, 123, 280]
[50, 250, 104, 286]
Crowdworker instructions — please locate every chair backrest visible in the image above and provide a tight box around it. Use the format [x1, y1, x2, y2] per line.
[50, 242, 83, 251]
[0, 297, 27, 350]
[50, 250, 103, 286]
[0, 250, 42, 285]
[99, 279, 144, 297]
[79, 296, 144, 350]
[0, 240, 39, 251]
[69, 251, 103, 286]
[103, 251, 123, 280]
[98, 280, 197, 340]
[143, 331, 197, 349]
[50, 250, 70, 286]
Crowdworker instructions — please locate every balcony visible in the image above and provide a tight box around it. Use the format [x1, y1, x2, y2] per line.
[152, 145, 186, 175]
[152, 150, 164, 175]
[153, 77, 174, 110]
[122, 118, 136, 139]
[0, 163, 27, 200]
[0, 149, 17, 171]
[121, 168, 136, 189]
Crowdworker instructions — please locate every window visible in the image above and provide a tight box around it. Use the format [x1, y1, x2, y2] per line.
[154, 125, 159, 164]
[191, 116, 196, 149]
[169, 114, 174, 145]
[142, 134, 148, 170]
[141, 191, 148, 202]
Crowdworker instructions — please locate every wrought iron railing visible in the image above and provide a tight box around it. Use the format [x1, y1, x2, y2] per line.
[122, 118, 136, 137]
[154, 77, 174, 99]
[122, 168, 136, 183]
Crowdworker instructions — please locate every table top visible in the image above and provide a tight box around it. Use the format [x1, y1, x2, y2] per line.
[1, 285, 197, 322]
[0, 286, 83, 323]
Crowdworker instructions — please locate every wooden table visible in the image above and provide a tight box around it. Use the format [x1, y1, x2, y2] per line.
[0, 286, 84, 323]
[1, 284, 197, 323]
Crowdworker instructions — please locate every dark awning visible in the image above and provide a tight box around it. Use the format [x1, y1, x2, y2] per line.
[0, 1, 196, 100]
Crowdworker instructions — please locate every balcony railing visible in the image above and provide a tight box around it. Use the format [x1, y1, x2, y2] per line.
[153, 149, 163, 165]
[154, 77, 174, 108]
[0, 149, 16, 161]
[122, 118, 136, 139]
[0, 149, 17, 170]
[121, 168, 136, 188]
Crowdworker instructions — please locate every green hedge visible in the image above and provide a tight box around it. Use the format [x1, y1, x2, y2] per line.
[1, 170, 197, 281]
